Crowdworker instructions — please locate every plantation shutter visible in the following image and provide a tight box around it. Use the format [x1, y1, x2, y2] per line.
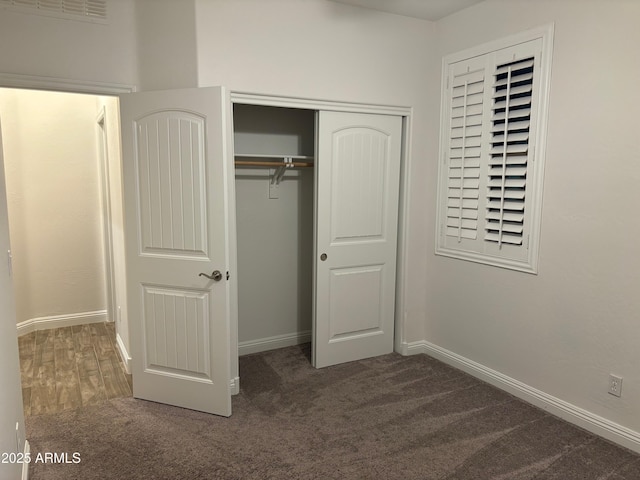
[485, 57, 534, 247]
[436, 29, 552, 273]
[445, 61, 486, 242]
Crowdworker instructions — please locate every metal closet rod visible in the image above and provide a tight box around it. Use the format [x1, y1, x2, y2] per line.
[234, 158, 314, 168]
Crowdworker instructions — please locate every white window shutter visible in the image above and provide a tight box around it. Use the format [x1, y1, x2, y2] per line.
[446, 65, 485, 242]
[436, 26, 553, 274]
[485, 56, 534, 247]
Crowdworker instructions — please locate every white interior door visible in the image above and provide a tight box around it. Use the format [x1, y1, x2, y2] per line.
[120, 87, 232, 415]
[314, 111, 402, 368]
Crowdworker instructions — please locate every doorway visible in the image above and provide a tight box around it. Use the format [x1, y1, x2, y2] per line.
[0, 87, 129, 413]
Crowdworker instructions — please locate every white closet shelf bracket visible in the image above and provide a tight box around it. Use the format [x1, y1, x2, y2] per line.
[271, 156, 295, 185]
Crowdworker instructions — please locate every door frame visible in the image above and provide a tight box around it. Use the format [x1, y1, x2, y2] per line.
[228, 92, 413, 391]
[96, 107, 117, 325]
[0, 72, 135, 365]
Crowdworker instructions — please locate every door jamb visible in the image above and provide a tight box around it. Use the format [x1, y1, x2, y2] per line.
[96, 107, 117, 326]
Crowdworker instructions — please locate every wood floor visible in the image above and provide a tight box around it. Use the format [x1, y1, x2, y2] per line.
[18, 322, 132, 416]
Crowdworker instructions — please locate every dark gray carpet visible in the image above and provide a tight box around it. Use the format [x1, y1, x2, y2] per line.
[26, 344, 640, 479]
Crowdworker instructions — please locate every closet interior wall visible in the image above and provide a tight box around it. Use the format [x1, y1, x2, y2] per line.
[233, 104, 315, 354]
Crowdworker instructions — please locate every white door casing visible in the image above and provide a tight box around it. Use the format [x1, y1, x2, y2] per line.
[314, 111, 402, 368]
[120, 87, 232, 415]
[0, 118, 27, 480]
[97, 111, 117, 324]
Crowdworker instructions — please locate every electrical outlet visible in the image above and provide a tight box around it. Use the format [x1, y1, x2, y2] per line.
[117, 306, 122, 325]
[608, 374, 623, 397]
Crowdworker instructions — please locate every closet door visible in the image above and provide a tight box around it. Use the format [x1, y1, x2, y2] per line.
[120, 87, 232, 416]
[314, 111, 402, 368]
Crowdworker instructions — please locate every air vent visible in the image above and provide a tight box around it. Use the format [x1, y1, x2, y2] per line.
[0, 0, 107, 21]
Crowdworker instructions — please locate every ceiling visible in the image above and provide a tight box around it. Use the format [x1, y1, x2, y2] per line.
[330, 0, 484, 21]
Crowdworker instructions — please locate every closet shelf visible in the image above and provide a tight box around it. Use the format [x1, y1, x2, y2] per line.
[234, 154, 314, 168]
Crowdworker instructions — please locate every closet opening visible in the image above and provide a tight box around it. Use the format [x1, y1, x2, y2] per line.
[233, 104, 316, 364]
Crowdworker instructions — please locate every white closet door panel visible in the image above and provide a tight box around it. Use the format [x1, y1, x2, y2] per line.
[331, 128, 387, 242]
[142, 286, 210, 377]
[329, 264, 384, 337]
[315, 111, 402, 368]
[120, 87, 232, 416]
[137, 112, 207, 257]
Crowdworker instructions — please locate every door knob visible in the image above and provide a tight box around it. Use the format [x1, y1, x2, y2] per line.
[320, 253, 327, 261]
[199, 270, 223, 281]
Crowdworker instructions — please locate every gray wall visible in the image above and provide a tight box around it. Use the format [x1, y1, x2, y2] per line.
[234, 105, 315, 350]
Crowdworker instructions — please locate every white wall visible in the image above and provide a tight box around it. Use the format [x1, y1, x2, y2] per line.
[134, 0, 198, 91]
[0, 89, 106, 325]
[194, 0, 436, 346]
[0, 0, 136, 86]
[427, 0, 640, 438]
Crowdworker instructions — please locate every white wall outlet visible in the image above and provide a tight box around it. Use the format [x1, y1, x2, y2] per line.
[608, 374, 623, 397]
[117, 305, 122, 325]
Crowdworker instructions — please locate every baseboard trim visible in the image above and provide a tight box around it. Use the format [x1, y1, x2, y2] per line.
[16, 310, 108, 336]
[115, 333, 132, 374]
[22, 440, 30, 480]
[238, 330, 311, 356]
[401, 340, 640, 454]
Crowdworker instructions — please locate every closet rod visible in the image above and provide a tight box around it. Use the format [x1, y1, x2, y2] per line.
[234, 160, 314, 168]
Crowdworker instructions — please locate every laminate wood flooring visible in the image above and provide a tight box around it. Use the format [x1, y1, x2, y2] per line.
[18, 322, 132, 417]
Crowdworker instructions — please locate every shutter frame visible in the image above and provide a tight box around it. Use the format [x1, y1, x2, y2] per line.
[435, 24, 554, 274]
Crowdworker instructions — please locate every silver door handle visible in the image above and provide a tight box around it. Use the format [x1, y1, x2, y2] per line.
[199, 270, 223, 281]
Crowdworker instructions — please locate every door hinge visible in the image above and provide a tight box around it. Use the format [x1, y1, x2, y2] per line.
[226, 271, 230, 280]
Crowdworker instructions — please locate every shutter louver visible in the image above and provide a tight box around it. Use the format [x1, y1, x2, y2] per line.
[485, 57, 534, 247]
[446, 67, 484, 241]
[0, 0, 106, 19]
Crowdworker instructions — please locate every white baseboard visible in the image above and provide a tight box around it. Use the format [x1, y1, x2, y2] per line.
[22, 440, 30, 480]
[115, 333, 132, 374]
[230, 376, 240, 396]
[16, 310, 108, 336]
[238, 330, 311, 356]
[401, 340, 640, 454]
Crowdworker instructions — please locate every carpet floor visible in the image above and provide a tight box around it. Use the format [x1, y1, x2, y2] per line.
[26, 344, 640, 479]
